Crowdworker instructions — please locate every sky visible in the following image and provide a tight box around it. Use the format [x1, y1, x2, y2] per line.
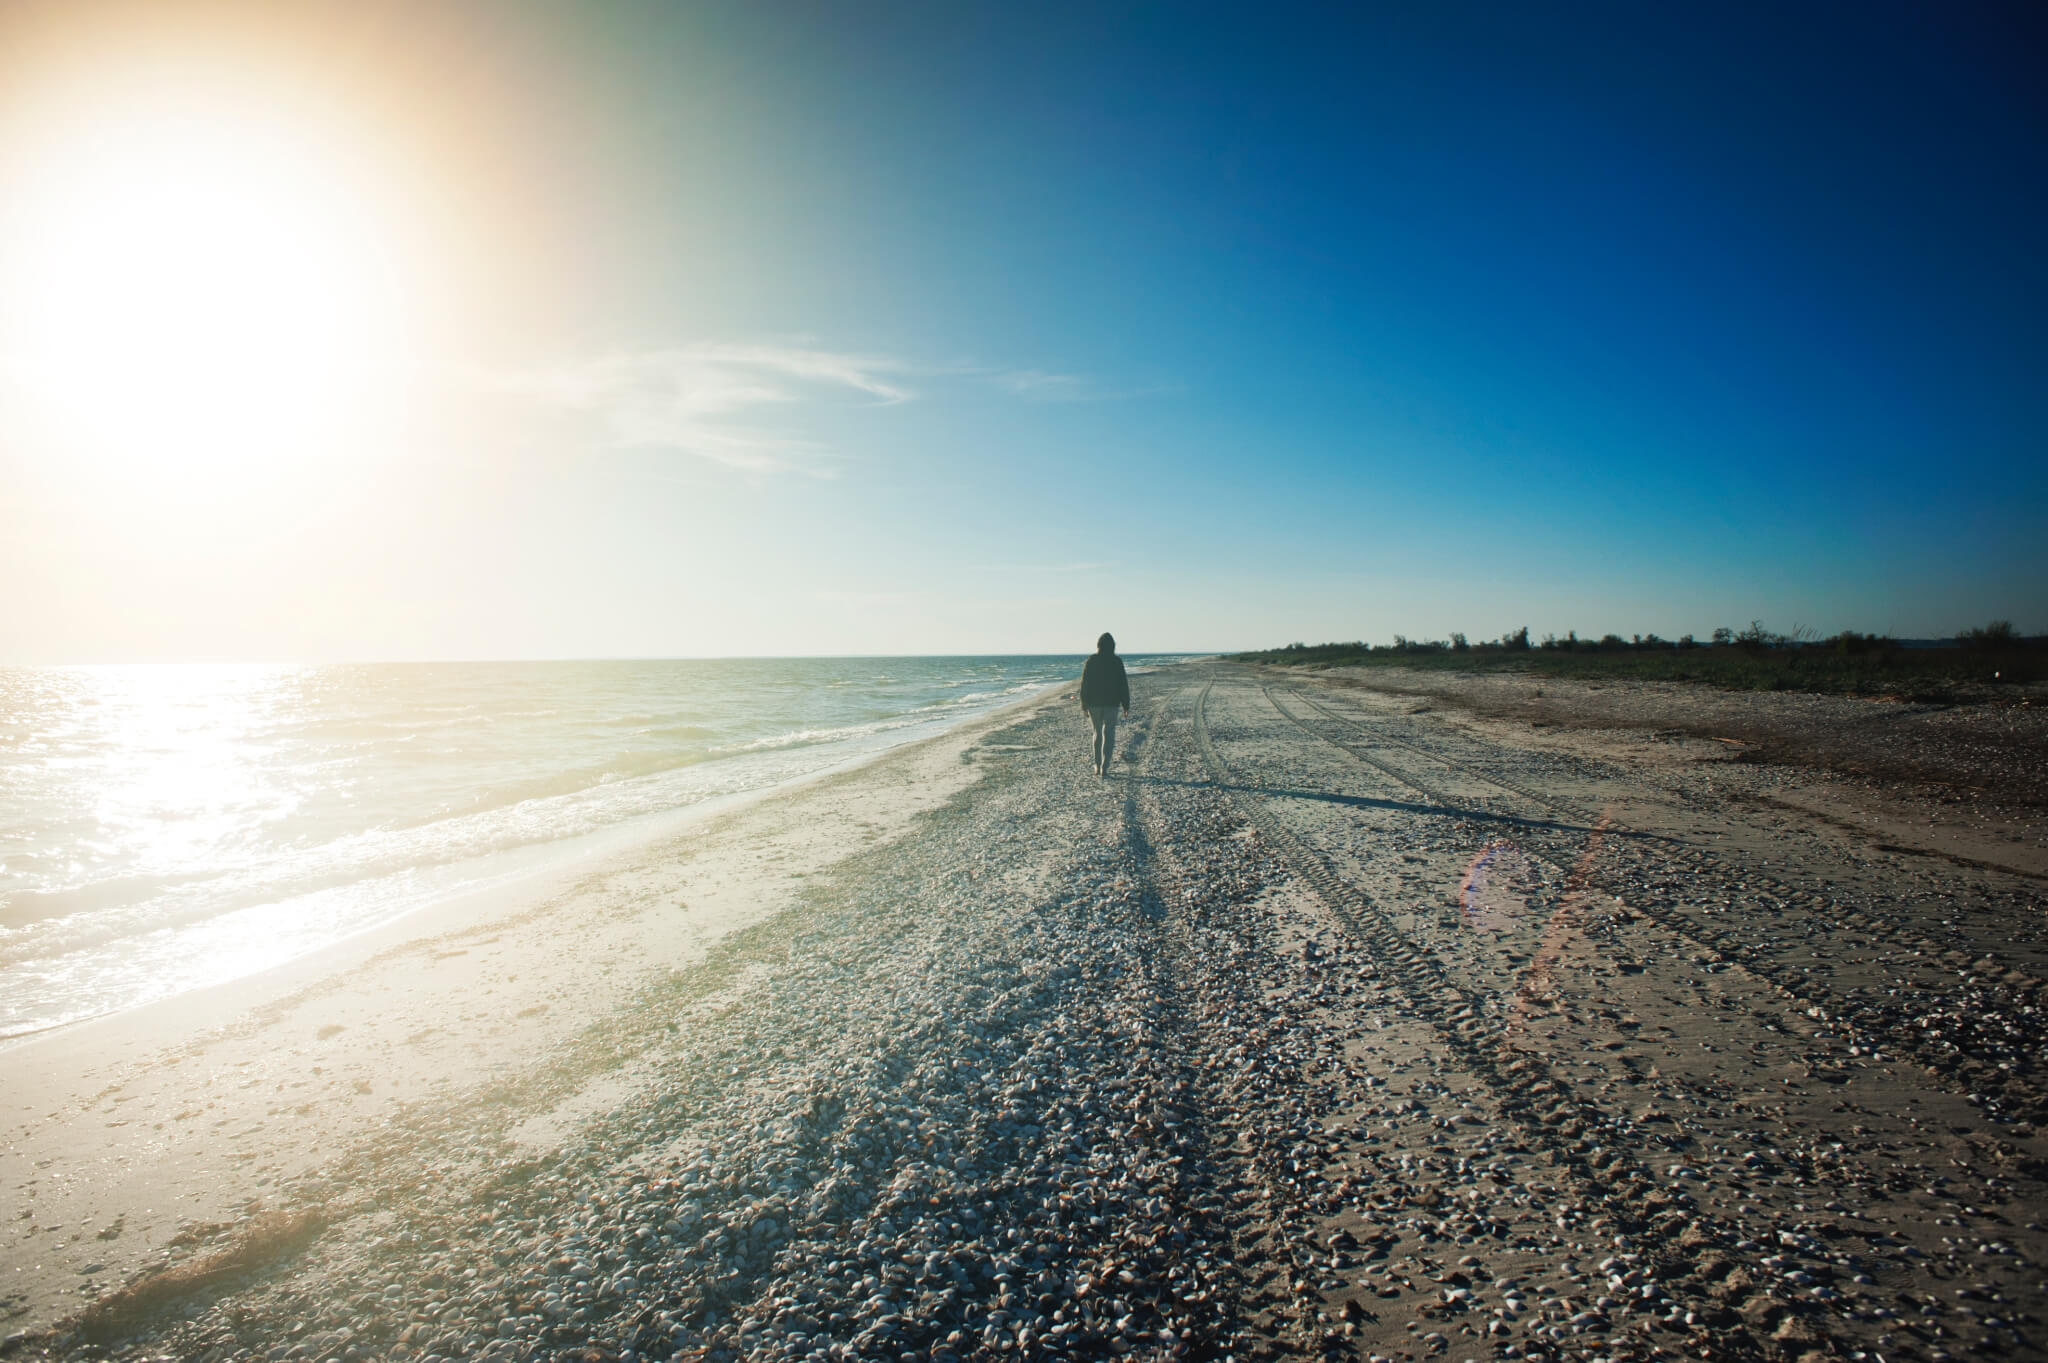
[0, 0, 2042, 660]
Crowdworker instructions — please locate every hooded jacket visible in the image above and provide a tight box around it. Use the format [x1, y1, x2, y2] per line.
[1079, 651, 1130, 709]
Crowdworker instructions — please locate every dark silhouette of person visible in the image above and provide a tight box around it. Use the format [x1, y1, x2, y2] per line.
[1079, 632, 1131, 777]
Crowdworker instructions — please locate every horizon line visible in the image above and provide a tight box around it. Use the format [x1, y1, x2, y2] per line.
[0, 650, 1226, 667]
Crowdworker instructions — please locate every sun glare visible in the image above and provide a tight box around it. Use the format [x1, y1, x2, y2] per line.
[0, 80, 419, 472]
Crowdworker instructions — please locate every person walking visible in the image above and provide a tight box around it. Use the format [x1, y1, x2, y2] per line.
[1079, 632, 1131, 778]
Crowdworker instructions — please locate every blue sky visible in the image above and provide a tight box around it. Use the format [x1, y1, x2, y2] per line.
[0, 1, 2041, 658]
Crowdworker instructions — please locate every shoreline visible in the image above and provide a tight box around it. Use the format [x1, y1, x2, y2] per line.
[0, 682, 1067, 1338]
[1, 677, 1073, 1050]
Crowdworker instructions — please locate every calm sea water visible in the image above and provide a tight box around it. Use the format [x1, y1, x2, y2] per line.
[0, 656, 1179, 1039]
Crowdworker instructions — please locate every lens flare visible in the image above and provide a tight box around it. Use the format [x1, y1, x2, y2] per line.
[1499, 810, 1615, 1046]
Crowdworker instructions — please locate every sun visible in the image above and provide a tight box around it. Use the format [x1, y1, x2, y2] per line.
[0, 83, 418, 473]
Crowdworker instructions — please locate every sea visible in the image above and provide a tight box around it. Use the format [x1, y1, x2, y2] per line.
[0, 656, 1183, 1041]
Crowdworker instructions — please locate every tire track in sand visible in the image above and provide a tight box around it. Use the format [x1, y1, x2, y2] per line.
[1268, 678, 2048, 1127]
[1191, 678, 1830, 1360]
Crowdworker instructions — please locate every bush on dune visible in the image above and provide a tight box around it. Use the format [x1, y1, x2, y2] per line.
[1231, 617, 2046, 696]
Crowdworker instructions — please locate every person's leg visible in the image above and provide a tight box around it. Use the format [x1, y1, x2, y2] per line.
[1089, 705, 1118, 773]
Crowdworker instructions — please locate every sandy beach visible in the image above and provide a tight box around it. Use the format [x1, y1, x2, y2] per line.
[7, 658, 2048, 1362]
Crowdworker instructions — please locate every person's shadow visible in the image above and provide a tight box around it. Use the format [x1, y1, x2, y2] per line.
[1123, 774, 1656, 840]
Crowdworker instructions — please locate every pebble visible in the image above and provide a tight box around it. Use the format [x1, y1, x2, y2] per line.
[22, 667, 2048, 1363]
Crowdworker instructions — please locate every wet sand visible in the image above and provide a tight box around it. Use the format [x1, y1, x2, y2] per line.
[6, 659, 2048, 1361]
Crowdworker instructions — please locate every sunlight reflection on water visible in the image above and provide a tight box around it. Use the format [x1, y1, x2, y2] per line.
[3, 657, 1179, 1037]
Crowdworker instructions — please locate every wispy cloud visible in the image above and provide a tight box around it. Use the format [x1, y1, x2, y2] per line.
[971, 561, 1120, 574]
[815, 589, 916, 607]
[488, 343, 1165, 473]
[993, 369, 1092, 401]
[988, 369, 1176, 403]
[492, 344, 910, 473]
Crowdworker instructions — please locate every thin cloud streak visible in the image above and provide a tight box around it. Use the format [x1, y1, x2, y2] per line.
[489, 345, 1161, 474]
[988, 369, 1178, 403]
[994, 368, 1089, 400]
[970, 561, 1119, 573]
[492, 344, 911, 473]
[815, 589, 917, 607]
[697, 344, 912, 405]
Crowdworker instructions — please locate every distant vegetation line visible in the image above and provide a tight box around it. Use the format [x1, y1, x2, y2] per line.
[1231, 621, 2045, 697]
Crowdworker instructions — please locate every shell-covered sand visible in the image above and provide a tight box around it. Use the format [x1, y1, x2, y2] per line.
[6, 660, 2046, 1362]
